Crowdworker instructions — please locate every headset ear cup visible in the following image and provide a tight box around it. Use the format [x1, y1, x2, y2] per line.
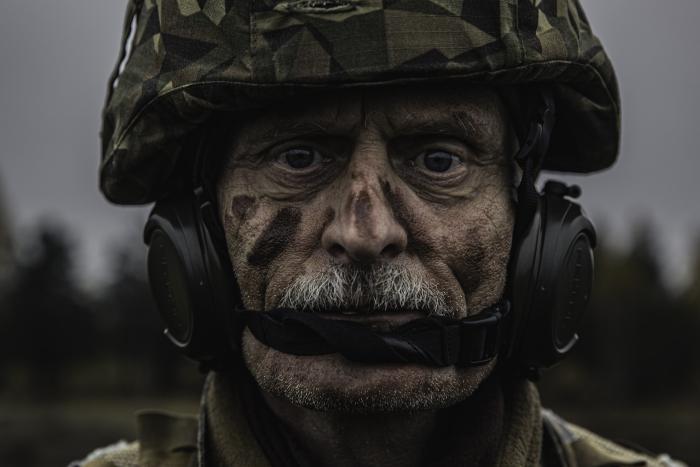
[144, 198, 228, 362]
[508, 186, 596, 372]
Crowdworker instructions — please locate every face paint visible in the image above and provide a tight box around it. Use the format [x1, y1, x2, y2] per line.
[230, 195, 257, 222]
[247, 207, 302, 267]
[352, 190, 373, 237]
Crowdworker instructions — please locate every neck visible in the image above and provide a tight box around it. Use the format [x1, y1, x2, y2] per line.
[204, 370, 542, 467]
[263, 392, 439, 467]
[261, 375, 507, 467]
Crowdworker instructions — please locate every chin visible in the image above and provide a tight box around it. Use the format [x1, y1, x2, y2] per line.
[241, 329, 495, 413]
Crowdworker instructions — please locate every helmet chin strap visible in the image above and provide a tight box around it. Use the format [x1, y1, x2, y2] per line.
[241, 301, 510, 367]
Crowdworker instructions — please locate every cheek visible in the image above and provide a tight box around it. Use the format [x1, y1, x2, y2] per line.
[219, 185, 336, 309]
[445, 225, 487, 298]
[222, 195, 259, 246]
[220, 192, 268, 308]
[221, 191, 263, 258]
[444, 196, 514, 310]
[222, 206, 300, 309]
[381, 179, 512, 313]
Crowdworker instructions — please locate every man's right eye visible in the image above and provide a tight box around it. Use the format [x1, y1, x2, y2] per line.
[276, 147, 323, 170]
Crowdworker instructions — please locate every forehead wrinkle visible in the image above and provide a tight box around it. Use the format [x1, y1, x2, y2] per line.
[383, 101, 507, 160]
[247, 119, 344, 143]
[239, 102, 362, 145]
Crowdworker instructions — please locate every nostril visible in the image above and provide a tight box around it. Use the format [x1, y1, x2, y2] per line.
[380, 243, 401, 259]
[328, 243, 346, 258]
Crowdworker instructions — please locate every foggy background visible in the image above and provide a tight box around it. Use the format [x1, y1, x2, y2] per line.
[0, 0, 699, 288]
[1, 1, 699, 466]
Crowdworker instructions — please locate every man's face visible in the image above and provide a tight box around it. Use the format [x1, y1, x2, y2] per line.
[217, 85, 516, 412]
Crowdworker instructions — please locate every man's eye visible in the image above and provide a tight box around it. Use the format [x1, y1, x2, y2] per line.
[277, 147, 323, 170]
[415, 151, 462, 173]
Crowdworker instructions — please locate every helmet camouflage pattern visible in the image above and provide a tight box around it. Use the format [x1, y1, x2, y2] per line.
[101, 0, 620, 204]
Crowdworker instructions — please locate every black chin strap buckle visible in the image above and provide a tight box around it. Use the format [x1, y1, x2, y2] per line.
[458, 301, 510, 366]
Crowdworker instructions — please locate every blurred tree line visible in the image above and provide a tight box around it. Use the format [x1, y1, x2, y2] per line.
[0, 219, 698, 404]
[539, 224, 700, 406]
[0, 220, 202, 400]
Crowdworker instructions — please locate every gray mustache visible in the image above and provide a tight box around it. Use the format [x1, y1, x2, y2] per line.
[278, 263, 450, 316]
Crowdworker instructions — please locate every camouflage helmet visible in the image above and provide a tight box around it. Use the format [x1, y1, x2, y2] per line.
[101, 0, 620, 204]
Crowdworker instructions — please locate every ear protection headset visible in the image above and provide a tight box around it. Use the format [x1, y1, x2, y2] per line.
[143, 88, 596, 373]
[143, 182, 240, 364]
[508, 180, 596, 371]
[505, 89, 596, 373]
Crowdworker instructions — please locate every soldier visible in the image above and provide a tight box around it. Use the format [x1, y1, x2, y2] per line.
[76, 0, 684, 466]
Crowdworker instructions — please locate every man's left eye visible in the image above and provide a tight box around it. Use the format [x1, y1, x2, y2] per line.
[415, 151, 462, 173]
[277, 147, 324, 170]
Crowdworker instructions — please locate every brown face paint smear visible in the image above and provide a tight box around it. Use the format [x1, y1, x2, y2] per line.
[353, 190, 373, 236]
[380, 180, 433, 256]
[230, 195, 257, 221]
[247, 207, 302, 267]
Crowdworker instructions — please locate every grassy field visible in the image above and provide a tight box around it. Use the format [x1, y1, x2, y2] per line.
[0, 397, 697, 466]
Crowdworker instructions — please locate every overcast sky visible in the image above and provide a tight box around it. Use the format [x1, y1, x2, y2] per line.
[1, 0, 699, 287]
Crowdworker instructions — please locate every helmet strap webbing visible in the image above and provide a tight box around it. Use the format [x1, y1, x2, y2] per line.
[513, 88, 556, 240]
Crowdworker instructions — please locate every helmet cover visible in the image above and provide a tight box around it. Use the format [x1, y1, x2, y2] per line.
[101, 0, 620, 204]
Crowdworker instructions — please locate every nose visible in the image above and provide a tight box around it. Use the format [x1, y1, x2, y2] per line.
[322, 182, 408, 264]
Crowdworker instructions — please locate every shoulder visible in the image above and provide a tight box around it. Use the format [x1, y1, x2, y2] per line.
[70, 411, 198, 467]
[70, 440, 140, 467]
[542, 409, 687, 467]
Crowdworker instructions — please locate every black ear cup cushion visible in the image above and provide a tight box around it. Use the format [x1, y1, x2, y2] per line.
[144, 198, 227, 362]
[550, 233, 593, 352]
[147, 229, 194, 345]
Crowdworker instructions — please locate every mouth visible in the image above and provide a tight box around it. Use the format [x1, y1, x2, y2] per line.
[314, 308, 430, 332]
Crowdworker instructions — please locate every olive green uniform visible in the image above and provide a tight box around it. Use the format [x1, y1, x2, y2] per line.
[74, 374, 685, 467]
